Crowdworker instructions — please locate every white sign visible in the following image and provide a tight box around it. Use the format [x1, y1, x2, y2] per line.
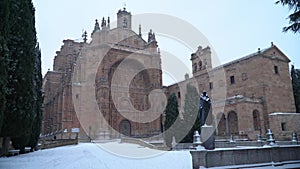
[71, 128, 80, 133]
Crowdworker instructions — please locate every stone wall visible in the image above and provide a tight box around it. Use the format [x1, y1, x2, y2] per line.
[269, 113, 300, 140]
[190, 145, 300, 168]
[42, 39, 83, 137]
[39, 139, 78, 150]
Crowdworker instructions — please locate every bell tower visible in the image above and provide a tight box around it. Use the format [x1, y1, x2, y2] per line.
[117, 7, 132, 29]
[191, 46, 212, 76]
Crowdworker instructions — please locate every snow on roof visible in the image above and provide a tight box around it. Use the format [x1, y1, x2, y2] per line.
[269, 112, 300, 116]
[212, 45, 273, 71]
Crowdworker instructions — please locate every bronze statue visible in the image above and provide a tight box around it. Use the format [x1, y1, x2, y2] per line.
[198, 91, 215, 150]
[199, 91, 212, 126]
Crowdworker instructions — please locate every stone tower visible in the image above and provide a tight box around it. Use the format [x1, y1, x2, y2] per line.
[117, 7, 132, 29]
[191, 46, 212, 76]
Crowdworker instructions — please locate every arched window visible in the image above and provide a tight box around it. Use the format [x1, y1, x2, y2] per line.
[228, 111, 238, 135]
[253, 110, 261, 131]
[123, 18, 127, 28]
[198, 60, 203, 70]
[193, 63, 197, 72]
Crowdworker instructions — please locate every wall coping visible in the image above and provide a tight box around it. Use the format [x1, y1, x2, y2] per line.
[190, 145, 300, 168]
[269, 112, 300, 116]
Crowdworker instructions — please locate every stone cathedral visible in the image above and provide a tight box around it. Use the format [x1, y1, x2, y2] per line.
[43, 8, 163, 140]
[42, 8, 299, 141]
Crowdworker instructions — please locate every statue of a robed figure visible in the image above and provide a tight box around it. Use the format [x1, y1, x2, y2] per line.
[199, 91, 212, 127]
[194, 91, 215, 150]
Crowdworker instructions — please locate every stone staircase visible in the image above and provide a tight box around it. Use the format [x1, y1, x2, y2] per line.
[147, 140, 169, 151]
[121, 137, 169, 151]
[78, 129, 113, 143]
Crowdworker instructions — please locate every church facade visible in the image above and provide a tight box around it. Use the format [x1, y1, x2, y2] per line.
[42, 8, 298, 141]
[167, 43, 297, 140]
[43, 8, 163, 140]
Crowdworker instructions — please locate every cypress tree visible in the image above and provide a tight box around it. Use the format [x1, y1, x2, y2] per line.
[291, 65, 300, 112]
[164, 93, 179, 148]
[180, 83, 199, 143]
[27, 45, 43, 150]
[296, 69, 300, 112]
[0, 0, 9, 133]
[1, 0, 37, 153]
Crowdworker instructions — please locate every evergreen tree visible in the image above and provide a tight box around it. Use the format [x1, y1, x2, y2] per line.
[291, 65, 300, 112]
[0, 0, 9, 132]
[0, 0, 38, 153]
[180, 84, 199, 143]
[27, 45, 43, 150]
[164, 93, 179, 148]
[276, 0, 300, 33]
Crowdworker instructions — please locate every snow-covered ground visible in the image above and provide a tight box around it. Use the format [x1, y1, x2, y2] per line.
[0, 141, 192, 169]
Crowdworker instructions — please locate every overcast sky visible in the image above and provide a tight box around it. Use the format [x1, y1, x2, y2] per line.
[32, 0, 299, 84]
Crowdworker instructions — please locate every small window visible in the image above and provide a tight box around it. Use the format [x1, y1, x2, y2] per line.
[242, 73, 247, 81]
[193, 63, 197, 72]
[209, 82, 213, 90]
[274, 66, 279, 74]
[123, 18, 127, 28]
[198, 60, 203, 70]
[178, 92, 181, 99]
[230, 76, 235, 85]
[281, 122, 286, 131]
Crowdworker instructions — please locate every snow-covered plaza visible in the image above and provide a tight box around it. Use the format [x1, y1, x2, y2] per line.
[2, 141, 300, 169]
[0, 141, 192, 169]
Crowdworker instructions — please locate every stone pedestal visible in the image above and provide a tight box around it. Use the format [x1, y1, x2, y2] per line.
[200, 125, 215, 150]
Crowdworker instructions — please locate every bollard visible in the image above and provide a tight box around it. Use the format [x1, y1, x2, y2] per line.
[171, 136, 177, 148]
[193, 131, 202, 148]
[292, 132, 298, 144]
[257, 134, 263, 142]
[229, 135, 235, 143]
[265, 129, 277, 146]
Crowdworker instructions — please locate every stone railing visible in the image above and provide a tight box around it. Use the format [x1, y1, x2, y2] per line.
[173, 140, 299, 150]
[39, 139, 78, 150]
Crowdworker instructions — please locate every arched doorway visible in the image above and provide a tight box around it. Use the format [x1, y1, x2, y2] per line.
[119, 119, 131, 136]
[228, 111, 238, 135]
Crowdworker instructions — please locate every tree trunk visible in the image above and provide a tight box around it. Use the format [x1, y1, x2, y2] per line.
[1, 136, 10, 156]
